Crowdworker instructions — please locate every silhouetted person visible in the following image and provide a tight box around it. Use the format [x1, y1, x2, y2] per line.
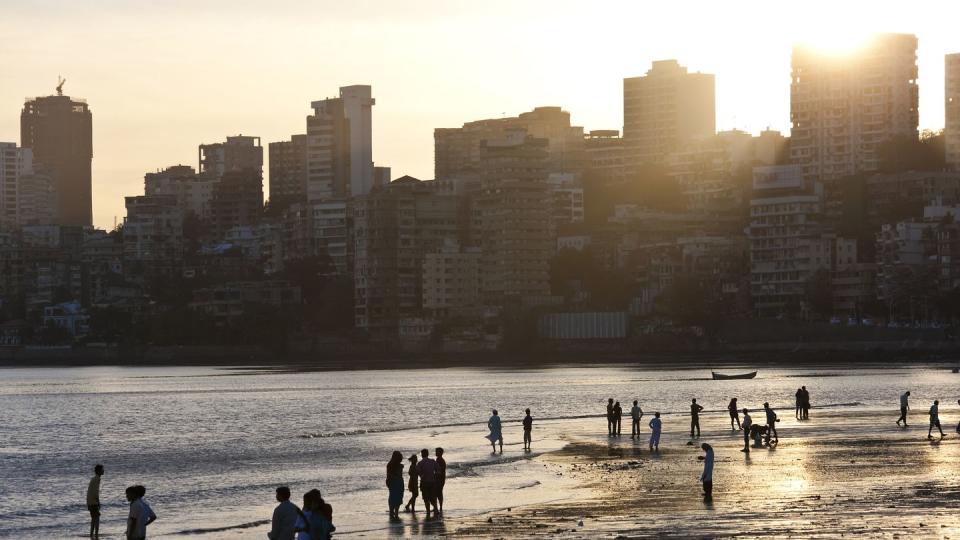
[630, 400, 644, 439]
[307, 489, 334, 540]
[134, 486, 155, 537]
[404, 454, 419, 512]
[957, 400, 960, 434]
[795, 388, 803, 419]
[613, 401, 623, 436]
[727, 398, 740, 430]
[649, 412, 662, 451]
[699, 443, 714, 502]
[126, 485, 156, 540]
[801, 386, 811, 419]
[435, 447, 447, 514]
[417, 449, 440, 517]
[690, 398, 704, 437]
[295, 490, 316, 540]
[929, 400, 945, 439]
[386, 451, 404, 519]
[897, 391, 911, 426]
[741, 408, 752, 453]
[87, 464, 103, 538]
[607, 398, 615, 436]
[763, 402, 778, 442]
[522, 409, 533, 450]
[486, 409, 503, 453]
[269, 486, 300, 540]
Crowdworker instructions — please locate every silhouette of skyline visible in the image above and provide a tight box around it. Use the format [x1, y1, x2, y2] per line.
[2, 0, 959, 229]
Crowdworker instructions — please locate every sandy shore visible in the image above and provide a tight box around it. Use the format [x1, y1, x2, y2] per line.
[446, 407, 960, 538]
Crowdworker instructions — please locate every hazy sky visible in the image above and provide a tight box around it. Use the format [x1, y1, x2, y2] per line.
[3, 0, 960, 229]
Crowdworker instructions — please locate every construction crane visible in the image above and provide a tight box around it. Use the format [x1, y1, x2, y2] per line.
[56, 76, 65, 96]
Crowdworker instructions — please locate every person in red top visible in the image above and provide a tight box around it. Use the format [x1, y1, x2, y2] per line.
[434, 447, 447, 515]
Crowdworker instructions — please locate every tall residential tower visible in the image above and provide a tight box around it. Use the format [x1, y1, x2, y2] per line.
[20, 88, 93, 226]
[790, 33, 918, 182]
[623, 60, 715, 166]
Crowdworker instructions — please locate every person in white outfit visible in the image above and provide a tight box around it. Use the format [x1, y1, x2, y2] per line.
[649, 412, 662, 451]
[486, 409, 503, 453]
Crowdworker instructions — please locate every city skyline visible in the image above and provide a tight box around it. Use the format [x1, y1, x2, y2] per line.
[3, 0, 960, 229]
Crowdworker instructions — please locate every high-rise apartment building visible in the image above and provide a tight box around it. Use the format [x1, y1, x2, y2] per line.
[268, 134, 307, 208]
[946, 53, 960, 171]
[473, 133, 553, 305]
[306, 85, 376, 200]
[198, 136, 264, 238]
[623, 60, 715, 166]
[20, 91, 93, 226]
[145, 165, 214, 221]
[790, 33, 919, 182]
[0, 143, 24, 230]
[352, 177, 459, 336]
[435, 106, 585, 180]
[0, 143, 56, 230]
[749, 165, 829, 315]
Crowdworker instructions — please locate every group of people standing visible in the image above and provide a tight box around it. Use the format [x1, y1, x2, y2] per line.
[795, 386, 812, 420]
[388, 447, 446, 520]
[268, 486, 335, 540]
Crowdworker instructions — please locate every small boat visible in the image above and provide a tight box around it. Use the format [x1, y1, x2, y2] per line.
[712, 371, 757, 380]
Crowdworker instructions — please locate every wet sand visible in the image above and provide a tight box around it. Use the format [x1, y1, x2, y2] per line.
[447, 407, 960, 538]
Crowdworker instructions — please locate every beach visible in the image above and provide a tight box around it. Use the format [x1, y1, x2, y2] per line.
[2, 364, 960, 538]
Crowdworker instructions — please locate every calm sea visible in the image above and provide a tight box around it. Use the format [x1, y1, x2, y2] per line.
[1, 363, 957, 538]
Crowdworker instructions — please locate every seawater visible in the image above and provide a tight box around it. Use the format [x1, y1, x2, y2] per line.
[0, 363, 957, 538]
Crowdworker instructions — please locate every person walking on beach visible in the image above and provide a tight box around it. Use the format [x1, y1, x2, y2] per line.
[435, 447, 447, 515]
[699, 443, 714, 502]
[87, 464, 103, 538]
[956, 400, 960, 434]
[741, 409, 752, 453]
[607, 398, 615, 436]
[487, 409, 504, 453]
[417, 449, 440, 517]
[763, 402, 778, 443]
[897, 391, 911, 426]
[268, 486, 300, 540]
[386, 451, 405, 519]
[522, 409, 533, 451]
[795, 388, 803, 419]
[404, 454, 419, 513]
[690, 398, 704, 438]
[649, 412, 662, 451]
[613, 401, 623, 436]
[306, 489, 335, 540]
[929, 400, 945, 439]
[727, 398, 740, 430]
[630, 400, 644, 439]
[800, 386, 811, 420]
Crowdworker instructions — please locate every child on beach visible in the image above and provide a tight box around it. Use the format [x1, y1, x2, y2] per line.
[404, 454, 419, 512]
[649, 412, 662, 451]
[86, 464, 103, 539]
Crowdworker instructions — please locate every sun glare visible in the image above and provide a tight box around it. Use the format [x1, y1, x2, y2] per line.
[796, 30, 875, 56]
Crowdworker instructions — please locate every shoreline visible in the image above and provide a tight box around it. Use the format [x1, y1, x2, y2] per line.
[1, 347, 960, 370]
[446, 407, 960, 538]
